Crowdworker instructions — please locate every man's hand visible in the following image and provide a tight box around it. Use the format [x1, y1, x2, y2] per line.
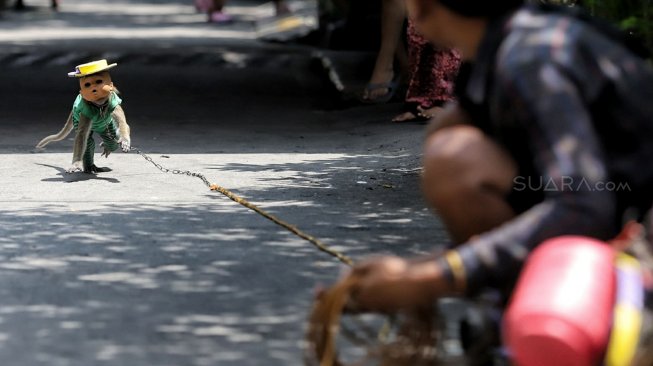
[66, 161, 83, 173]
[345, 256, 448, 314]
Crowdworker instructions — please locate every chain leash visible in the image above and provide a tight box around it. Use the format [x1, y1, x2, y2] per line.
[129, 147, 354, 267]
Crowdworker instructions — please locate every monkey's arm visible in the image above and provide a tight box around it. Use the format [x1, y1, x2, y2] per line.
[113, 105, 131, 152]
[35, 110, 74, 148]
[67, 114, 92, 173]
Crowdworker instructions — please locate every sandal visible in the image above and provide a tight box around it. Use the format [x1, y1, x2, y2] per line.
[359, 80, 399, 104]
[209, 10, 233, 24]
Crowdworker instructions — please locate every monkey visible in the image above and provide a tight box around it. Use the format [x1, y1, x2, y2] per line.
[36, 60, 131, 174]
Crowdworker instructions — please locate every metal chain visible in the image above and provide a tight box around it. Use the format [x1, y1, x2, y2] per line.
[128, 147, 354, 266]
[131, 148, 212, 187]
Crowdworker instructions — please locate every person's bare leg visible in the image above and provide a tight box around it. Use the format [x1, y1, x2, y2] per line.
[363, 0, 406, 101]
[418, 105, 443, 118]
[422, 125, 518, 243]
[272, 0, 290, 16]
[210, 0, 224, 12]
[392, 105, 443, 122]
[392, 111, 419, 122]
[394, 34, 409, 81]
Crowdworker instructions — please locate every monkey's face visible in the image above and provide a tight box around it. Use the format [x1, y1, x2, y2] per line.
[79, 72, 114, 103]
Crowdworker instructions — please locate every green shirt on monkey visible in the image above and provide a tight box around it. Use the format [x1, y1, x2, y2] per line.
[72, 90, 128, 173]
[72, 91, 122, 133]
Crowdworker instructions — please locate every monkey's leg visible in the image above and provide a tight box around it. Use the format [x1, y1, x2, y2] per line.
[82, 135, 96, 172]
[68, 115, 92, 173]
[100, 121, 120, 156]
[83, 135, 111, 174]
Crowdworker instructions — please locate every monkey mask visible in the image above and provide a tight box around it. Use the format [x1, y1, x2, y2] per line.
[79, 72, 114, 104]
[68, 59, 118, 104]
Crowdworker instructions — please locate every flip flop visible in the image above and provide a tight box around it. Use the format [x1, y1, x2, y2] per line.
[360, 80, 398, 104]
[209, 11, 233, 24]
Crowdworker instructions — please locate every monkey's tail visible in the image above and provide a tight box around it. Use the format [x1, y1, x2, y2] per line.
[35, 111, 74, 148]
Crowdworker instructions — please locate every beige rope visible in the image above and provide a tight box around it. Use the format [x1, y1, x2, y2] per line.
[305, 275, 360, 366]
[209, 183, 354, 267]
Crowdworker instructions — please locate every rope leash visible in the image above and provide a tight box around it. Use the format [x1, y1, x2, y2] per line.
[127, 147, 408, 366]
[128, 147, 354, 267]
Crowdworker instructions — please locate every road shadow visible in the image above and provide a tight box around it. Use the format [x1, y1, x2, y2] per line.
[0, 197, 444, 366]
[37, 163, 121, 184]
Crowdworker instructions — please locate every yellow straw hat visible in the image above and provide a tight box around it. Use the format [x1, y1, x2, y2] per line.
[67, 59, 117, 78]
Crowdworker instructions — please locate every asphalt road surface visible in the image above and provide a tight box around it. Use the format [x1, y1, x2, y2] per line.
[0, 1, 448, 365]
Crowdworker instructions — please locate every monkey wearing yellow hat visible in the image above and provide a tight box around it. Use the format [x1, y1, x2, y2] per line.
[36, 60, 131, 173]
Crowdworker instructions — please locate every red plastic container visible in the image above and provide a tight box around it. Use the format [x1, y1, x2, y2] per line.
[504, 236, 616, 366]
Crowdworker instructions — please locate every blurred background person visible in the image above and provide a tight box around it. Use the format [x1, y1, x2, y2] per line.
[361, 0, 461, 123]
[392, 21, 460, 122]
[196, 0, 290, 23]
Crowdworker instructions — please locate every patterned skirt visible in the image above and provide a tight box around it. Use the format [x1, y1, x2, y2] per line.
[405, 21, 462, 109]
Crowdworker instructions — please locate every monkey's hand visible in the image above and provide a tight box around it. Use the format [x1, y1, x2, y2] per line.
[119, 138, 131, 153]
[66, 161, 83, 173]
[98, 142, 112, 158]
